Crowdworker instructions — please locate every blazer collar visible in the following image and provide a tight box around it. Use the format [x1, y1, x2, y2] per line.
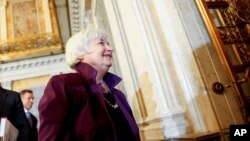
[74, 62, 121, 90]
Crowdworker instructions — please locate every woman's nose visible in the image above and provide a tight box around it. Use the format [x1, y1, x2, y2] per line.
[106, 45, 113, 52]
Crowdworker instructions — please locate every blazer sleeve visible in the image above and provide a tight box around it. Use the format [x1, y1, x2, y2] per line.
[38, 76, 69, 141]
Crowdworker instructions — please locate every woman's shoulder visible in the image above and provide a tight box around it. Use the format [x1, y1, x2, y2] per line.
[2, 88, 20, 97]
[46, 73, 82, 88]
[51, 72, 81, 82]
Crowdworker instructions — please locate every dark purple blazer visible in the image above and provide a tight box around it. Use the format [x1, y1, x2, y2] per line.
[38, 63, 140, 141]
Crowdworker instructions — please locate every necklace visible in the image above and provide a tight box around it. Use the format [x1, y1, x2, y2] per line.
[103, 95, 119, 109]
[102, 82, 119, 109]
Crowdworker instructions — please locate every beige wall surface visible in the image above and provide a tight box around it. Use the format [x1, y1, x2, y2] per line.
[12, 75, 50, 91]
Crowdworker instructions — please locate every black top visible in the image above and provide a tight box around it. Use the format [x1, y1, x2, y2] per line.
[103, 92, 135, 141]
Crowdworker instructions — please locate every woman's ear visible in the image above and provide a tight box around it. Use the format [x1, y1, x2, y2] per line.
[79, 56, 84, 60]
[77, 56, 84, 62]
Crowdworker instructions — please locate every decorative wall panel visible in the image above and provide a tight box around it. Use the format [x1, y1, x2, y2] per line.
[12, 0, 39, 37]
[0, 0, 63, 63]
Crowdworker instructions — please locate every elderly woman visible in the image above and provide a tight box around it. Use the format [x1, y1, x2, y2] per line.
[38, 27, 141, 141]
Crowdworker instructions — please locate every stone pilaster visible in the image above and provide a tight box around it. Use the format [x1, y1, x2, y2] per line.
[54, 0, 70, 45]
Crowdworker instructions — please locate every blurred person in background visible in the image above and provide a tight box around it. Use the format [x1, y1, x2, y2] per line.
[20, 89, 38, 141]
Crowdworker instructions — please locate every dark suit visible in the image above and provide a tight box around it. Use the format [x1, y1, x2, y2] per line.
[25, 111, 38, 141]
[0, 87, 31, 141]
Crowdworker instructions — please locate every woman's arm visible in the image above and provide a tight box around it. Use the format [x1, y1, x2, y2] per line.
[38, 76, 69, 141]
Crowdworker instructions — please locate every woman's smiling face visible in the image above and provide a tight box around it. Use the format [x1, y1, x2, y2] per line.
[82, 38, 113, 73]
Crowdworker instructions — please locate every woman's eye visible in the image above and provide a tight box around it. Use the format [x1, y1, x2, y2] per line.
[99, 41, 104, 45]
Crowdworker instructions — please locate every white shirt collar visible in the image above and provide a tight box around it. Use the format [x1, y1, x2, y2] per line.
[24, 108, 29, 113]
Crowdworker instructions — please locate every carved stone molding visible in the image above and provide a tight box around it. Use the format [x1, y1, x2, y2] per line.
[0, 54, 70, 82]
[82, 10, 93, 29]
[68, 0, 94, 34]
[0, 55, 63, 73]
[68, 0, 81, 34]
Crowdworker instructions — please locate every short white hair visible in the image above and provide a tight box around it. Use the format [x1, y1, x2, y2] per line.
[65, 28, 108, 69]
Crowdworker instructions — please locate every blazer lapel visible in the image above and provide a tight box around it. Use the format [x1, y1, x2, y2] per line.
[115, 95, 139, 137]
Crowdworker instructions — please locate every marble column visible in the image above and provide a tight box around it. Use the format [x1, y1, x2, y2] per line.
[54, 0, 70, 45]
[96, 0, 221, 140]
[97, 0, 192, 140]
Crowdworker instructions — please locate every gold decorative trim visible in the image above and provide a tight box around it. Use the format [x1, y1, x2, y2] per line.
[0, 33, 63, 63]
[195, 0, 234, 79]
